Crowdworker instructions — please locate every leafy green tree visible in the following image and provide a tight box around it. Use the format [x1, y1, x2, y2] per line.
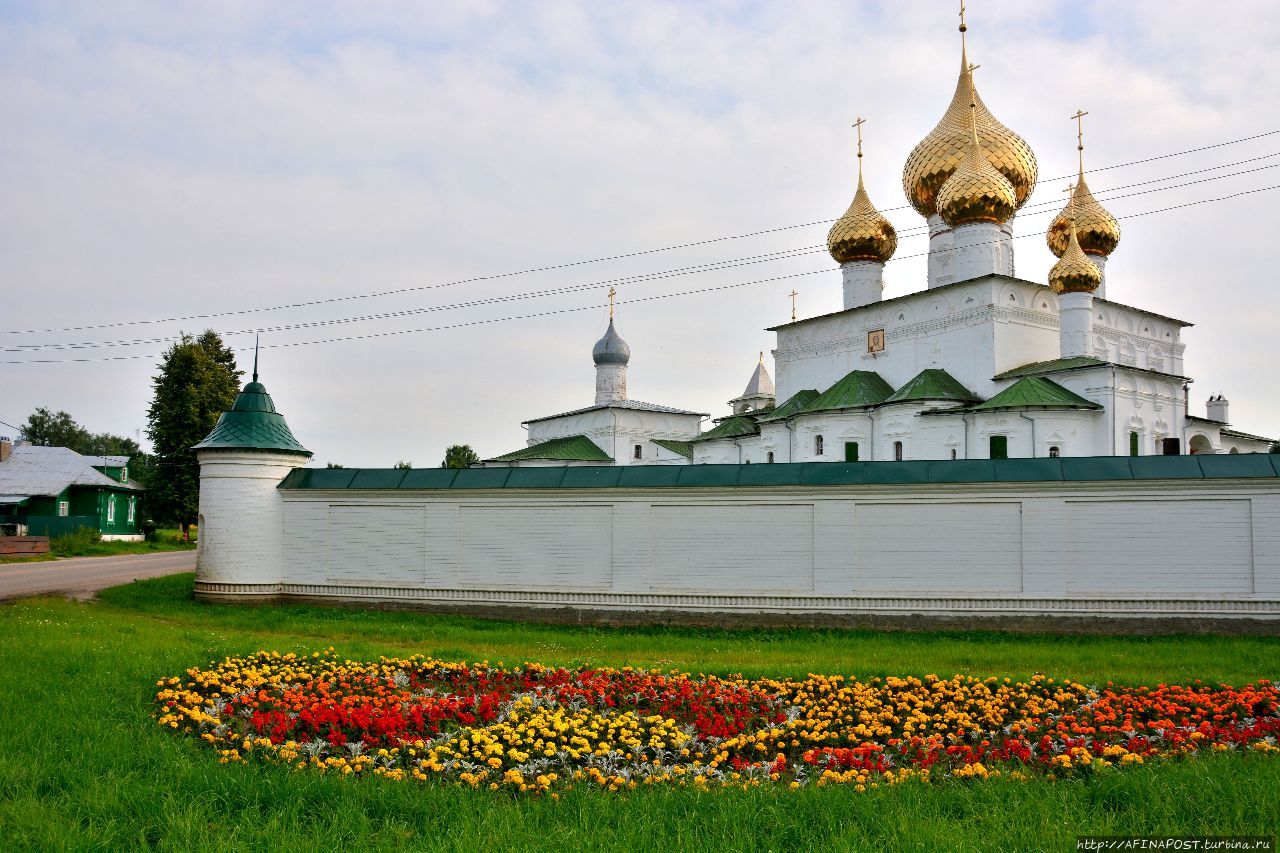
[21, 407, 141, 456]
[325, 463, 345, 469]
[441, 444, 480, 469]
[1272, 442, 1280, 454]
[145, 331, 241, 532]
[394, 461, 413, 469]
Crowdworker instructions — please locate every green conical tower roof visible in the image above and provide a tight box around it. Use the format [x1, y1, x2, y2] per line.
[193, 354, 310, 455]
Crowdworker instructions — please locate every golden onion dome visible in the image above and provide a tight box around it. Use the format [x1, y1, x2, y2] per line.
[936, 113, 1018, 227]
[1048, 221, 1102, 294]
[827, 167, 897, 264]
[902, 50, 1038, 219]
[1047, 176, 1120, 258]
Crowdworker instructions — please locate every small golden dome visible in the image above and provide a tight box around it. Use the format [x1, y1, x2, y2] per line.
[937, 116, 1018, 227]
[827, 171, 897, 264]
[1049, 222, 1102, 294]
[1047, 174, 1120, 258]
[902, 53, 1038, 219]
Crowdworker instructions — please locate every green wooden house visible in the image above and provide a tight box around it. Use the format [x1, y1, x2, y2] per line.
[0, 445, 144, 540]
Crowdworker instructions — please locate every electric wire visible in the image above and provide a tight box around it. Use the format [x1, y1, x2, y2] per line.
[9, 156, 1279, 354]
[6, 181, 1277, 365]
[3, 128, 1277, 337]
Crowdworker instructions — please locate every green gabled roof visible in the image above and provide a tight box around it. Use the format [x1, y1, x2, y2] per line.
[690, 416, 759, 443]
[971, 376, 1102, 411]
[883, 368, 980, 404]
[487, 434, 613, 463]
[650, 439, 693, 459]
[994, 356, 1107, 380]
[193, 380, 311, 455]
[799, 370, 894, 414]
[758, 389, 821, 422]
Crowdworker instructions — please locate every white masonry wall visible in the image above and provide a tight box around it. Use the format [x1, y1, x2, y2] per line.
[194, 477, 1280, 621]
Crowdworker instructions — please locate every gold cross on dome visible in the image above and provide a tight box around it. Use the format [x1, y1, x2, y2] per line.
[607, 286, 616, 319]
[1070, 109, 1089, 172]
[852, 116, 866, 160]
[788, 289, 799, 321]
[1063, 182, 1078, 223]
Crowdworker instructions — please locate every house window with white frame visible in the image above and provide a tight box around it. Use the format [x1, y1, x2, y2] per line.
[58, 500, 69, 517]
[127, 498, 136, 523]
[107, 496, 116, 524]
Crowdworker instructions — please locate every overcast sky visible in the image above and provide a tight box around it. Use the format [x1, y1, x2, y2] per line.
[2, 0, 1277, 466]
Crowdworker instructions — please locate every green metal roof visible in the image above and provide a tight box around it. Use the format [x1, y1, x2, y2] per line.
[690, 416, 759, 444]
[487, 434, 613, 463]
[883, 368, 979, 404]
[994, 356, 1108, 380]
[1221, 427, 1277, 443]
[758, 389, 821, 422]
[971, 376, 1102, 411]
[192, 380, 311, 455]
[799, 370, 894, 414]
[278, 453, 1280, 491]
[650, 439, 693, 459]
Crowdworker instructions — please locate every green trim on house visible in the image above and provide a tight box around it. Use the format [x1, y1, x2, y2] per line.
[488, 434, 614, 462]
[278, 453, 1280, 491]
[971, 377, 1102, 411]
[799, 370, 894, 414]
[883, 368, 980, 404]
[757, 389, 821, 422]
[193, 381, 311, 455]
[650, 439, 694, 459]
[690, 417, 759, 444]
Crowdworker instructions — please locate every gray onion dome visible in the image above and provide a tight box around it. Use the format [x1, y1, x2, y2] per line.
[592, 319, 631, 366]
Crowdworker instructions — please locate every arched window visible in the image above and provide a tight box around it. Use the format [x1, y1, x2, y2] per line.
[1129, 431, 1140, 457]
[815, 435, 824, 456]
[893, 441, 903, 461]
[766, 452, 774, 464]
[633, 444, 642, 460]
[1049, 446, 1060, 458]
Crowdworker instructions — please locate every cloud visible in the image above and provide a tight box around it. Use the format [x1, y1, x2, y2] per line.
[1, 0, 1277, 462]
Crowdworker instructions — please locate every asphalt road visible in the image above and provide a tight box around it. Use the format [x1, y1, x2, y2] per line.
[0, 551, 196, 601]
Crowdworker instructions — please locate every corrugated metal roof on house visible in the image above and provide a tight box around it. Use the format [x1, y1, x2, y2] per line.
[0, 445, 143, 498]
[277, 453, 1280, 491]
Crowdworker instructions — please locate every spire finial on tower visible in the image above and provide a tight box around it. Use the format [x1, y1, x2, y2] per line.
[958, 0, 969, 63]
[607, 286, 616, 320]
[252, 334, 259, 384]
[788, 289, 799, 321]
[759, 350, 764, 365]
[852, 116, 866, 178]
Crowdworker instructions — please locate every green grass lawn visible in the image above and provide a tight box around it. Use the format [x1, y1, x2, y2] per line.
[0, 528, 196, 564]
[1, 574, 1277, 851]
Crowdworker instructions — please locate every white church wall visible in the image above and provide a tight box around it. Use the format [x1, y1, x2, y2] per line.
[216, 477, 1280, 623]
[526, 408, 701, 465]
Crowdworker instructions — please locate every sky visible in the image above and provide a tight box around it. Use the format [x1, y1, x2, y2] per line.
[1, 0, 1277, 466]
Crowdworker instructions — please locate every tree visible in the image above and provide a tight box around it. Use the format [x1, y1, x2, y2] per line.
[1272, 442, 1280, 454]
[441, 444, 480, 469]
[394, 461, 413, 469]
[21, 407, 141, 457]
[145, 331, 241, 531]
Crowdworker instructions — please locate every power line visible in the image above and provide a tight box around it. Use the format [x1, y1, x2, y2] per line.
[10, 155, 1278, 355]
[3, 128, 1277, 337]
[5, 181, 1277, 366]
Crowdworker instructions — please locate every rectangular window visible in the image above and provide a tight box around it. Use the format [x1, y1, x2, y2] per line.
[107, 496, 115, 523]
[989, 435, 1008, 459]
[814, 435, 824, 456]
[1162, 437, 1181, 456]
[127, 499, 136, 523]
[1129, 431, 1140, 457]
[633, 444, 642, 460]
[58, 500, 69, 517]
[122, 467, 128, 483]
[844, 441, 859, 462]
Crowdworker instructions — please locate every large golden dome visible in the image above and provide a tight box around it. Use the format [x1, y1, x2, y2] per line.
[937, 115, 1018, 227]
[1047, 175, 1120, 258]
[1048, 221, 1102, 294]
[902, 52, 1038, 219]
[827, 169, 897, 264]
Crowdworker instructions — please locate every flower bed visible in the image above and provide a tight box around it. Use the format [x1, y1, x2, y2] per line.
[155, 650, 1280, 793]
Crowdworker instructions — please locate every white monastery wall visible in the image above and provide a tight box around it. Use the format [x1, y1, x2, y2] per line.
[201, 477, 1280, 623]
[526, 409, 701, 464]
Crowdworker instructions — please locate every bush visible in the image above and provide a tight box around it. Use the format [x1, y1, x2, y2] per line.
[50, 527, 103, 556]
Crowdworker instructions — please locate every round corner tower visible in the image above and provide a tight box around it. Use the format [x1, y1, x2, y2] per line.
[192, 370, 310, 602]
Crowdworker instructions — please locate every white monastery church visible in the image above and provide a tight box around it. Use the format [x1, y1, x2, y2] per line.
[483, 14, 1273, 468]
[192, 8, 1280, 630]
